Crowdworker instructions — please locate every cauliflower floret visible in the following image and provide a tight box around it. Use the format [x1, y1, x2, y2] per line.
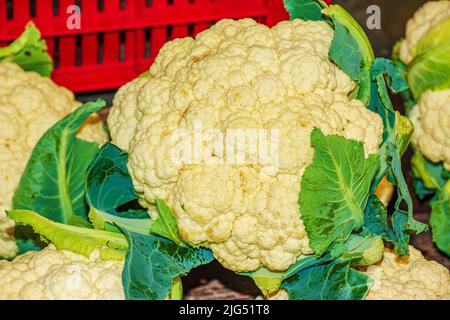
[410, 89, 450, 170]
[108, 19, 383, 272]
[0, 62, 108, 259]
[399, 0, 450, 64]
[365, 246, 450, 300]
[0, 245, 124, 300]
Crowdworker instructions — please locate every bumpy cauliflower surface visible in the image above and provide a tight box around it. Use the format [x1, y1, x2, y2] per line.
[0, 245, 124, 300]
[399, 0, 450, 64]
[108, 19, 383, 272]
[0, 62, 108, 258]
[410, 89, 450, 170]
[365, 246, 450, 300]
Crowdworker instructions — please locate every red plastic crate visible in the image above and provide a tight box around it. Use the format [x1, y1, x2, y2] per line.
[0, 0, 332, 93]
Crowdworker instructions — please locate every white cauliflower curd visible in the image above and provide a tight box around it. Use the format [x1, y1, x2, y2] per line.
[0, 62, 108, 259]
[108, 18, 383, 272]
[399, 0, 450, 65]
[410, 89, 450, 170]
[0, 245, 124, 300]
[365, 246, 450, 300]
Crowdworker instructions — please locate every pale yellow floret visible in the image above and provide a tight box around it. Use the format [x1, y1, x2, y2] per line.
[365, 246, 450, 300]
[399, 0, 450, 64]
[0, 62, 108, 259]
[0, 245, 124, 300]
[410, 89, 450, 170]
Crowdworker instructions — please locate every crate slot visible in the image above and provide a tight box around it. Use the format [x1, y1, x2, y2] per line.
[53, 0, 59, 15]
[145, 0, 152, 7]
[98, 0, 104, 11]
[120, 0, 126, 9]
[144, 28, 151, 59]
[166, 25, 173, 41]
[54, 37, 60, 69]
[75, 34, 82, 66]
[124, 30, 135, 62]
[97, 33, 104, 64]
[6, 0, 13, 20]
[188, 23, 194, 37]
[168, 0, 174, 5]
[29, 0, 36, 17]
[119, 31, 126, 62]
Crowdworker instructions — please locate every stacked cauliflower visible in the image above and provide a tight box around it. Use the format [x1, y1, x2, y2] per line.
[410, 89, 450, 170]
[0, 245, 124, 300]
[399, 0, 450, 170]
[108, 18, 383, 272]
[365, 246, 450, 300]
[0, 62, 108, 259]
[0, 244, 448, 300]
[1, 17, 449, 301]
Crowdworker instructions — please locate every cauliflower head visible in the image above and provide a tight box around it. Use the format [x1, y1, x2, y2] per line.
[410, 89, 450, 171]
[0, 62, 108, 259]
[0, 244, 124, 300]
[108, 19, 383, 272]
[365, 246, 450, 300]
[399, 0, 450, 65]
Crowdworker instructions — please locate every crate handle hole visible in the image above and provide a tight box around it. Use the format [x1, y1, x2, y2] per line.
[166, 25, 173, 41]
[29, 0, 37, 17]
[52, 0, 59, 16]
[6, 0, 13, 20]
[144, 29, 151, 59]
[98, 33, 104, 64]
[119, 31, 126, 62]
[54, 37, 60, 69]
[188, 24, 195, 37]
[76, 35, 82, 66]
[97, 0, 104, 12]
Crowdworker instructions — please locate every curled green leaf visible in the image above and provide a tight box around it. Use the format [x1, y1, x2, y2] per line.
[299, 128, 379, 256]
[8, 210, 127, 260]
[13, 100, 107, 226]
[0, 22, 52, 77]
